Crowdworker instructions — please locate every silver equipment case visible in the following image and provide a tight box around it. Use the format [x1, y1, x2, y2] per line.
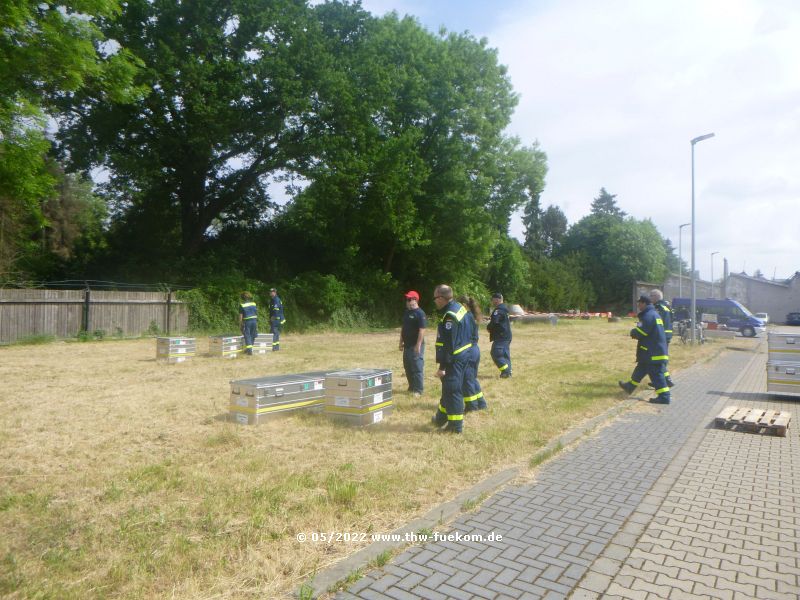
[229, 371, 328, 424]
[156, 337, 196, 363]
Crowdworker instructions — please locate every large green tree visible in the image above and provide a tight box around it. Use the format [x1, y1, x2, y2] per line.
[0, 0, 139, 277]
[57, 0, 346, 258]
[560, 190, 669, 309]
[281, 12, 546, 291]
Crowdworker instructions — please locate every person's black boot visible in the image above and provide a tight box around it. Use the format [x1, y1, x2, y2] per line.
[618, 380, 636, 394]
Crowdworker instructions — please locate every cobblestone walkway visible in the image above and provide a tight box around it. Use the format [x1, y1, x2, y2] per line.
[584, 339, 800, 600]
[338, 341, 769, 599]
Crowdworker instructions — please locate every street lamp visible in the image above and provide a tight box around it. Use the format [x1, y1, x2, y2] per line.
[679, 222, 691, 297]
[691, 132, 715, 344]
[710, 251, 719, 298]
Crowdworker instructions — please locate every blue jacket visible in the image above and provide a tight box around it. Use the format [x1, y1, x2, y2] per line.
[239, 301, 257, 321]
[631, 303, 668, 363]
[653, 300, 673, 343]
[270, 295, 285, 323]
[487, 303, 512, 342]
[435, 300, 473, 367]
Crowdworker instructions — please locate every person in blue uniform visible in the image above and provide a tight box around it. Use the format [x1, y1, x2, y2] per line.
[487, 292, 513, 378]
[432, 284, 473, 434]
[619, 295, 671, 404]
[458, 295, 487, 412]
[650, 289, 675, 388]
[238, 292, 258, 356]
[399, 290, 426, 396]
[269, 287, 285, 351]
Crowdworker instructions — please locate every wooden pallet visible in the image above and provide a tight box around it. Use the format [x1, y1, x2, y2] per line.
[714, 406, 791, 437]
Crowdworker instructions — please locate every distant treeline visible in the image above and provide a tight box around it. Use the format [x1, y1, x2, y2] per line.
[2, 1, 680, 323]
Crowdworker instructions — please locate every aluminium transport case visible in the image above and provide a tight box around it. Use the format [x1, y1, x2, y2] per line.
[767, 361, 800, 396]
[209, 334, 244, 358]
[156, 337, 196, 363]
[252, 333, 274, 354]
[768, 332, 800, 363]
[323, 368, 394, 426]
[229, 371, 328, 424]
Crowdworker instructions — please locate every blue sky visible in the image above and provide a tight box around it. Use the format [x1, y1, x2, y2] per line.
[356, 0, 800, 282]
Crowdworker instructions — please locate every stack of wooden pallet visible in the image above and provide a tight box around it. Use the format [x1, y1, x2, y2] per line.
[714, 406, 791, 437]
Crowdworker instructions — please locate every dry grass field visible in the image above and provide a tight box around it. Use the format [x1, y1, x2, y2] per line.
[0, 319, 722, 599]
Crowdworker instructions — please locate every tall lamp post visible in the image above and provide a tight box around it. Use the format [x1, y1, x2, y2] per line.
[679, 222, 691, 297]
[710, 251, 719, 298]
[691, 132, 715, 344]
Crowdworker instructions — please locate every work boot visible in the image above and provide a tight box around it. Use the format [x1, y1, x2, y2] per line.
[648, 395, 671, 404]
[431, 413, 447, 428]
[666, 377, 675, 388]
[500, 371, 512, 379]
[439, 421, 463, 434]
[618, 380, 636, 394]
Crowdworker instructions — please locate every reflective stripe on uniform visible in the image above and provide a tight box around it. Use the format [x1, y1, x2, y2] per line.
[463, 392, 484, 402]
[655, 387, 670, 394]
[635, 327, 646, 335]
[447, 414, 464, 421]
[453, 343, 472, 355]
[446, 306, 468, 322]
[651, 355, 668, 361]
[498, 364, 509, 371]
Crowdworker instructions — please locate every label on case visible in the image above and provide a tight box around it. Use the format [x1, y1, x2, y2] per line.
[334, 397, 350, 407]
[373, 410, 383, 423]
[235, 413, 248, 424]
[373, 392, 383, 404]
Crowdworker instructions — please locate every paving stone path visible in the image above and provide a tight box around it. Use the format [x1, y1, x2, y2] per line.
[334, 338, 797, 599]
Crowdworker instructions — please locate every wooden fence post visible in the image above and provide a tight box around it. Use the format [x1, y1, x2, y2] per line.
[82, 284, 91, 333]
[166, 288, 172, 335]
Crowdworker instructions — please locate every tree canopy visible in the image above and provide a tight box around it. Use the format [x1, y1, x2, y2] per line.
[3, 2, 684, 321]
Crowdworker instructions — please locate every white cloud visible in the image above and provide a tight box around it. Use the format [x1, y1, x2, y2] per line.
[360, 0, 800, 279]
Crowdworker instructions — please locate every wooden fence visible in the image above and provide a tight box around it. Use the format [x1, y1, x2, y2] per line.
[0, 288, 188, 344]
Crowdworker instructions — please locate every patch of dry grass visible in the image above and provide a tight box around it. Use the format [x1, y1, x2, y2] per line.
[0, 319, 724, 598]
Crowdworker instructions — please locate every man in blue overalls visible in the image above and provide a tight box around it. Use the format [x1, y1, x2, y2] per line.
[650, 289, 675, 388]
[487, 292, 513, 378]
[619, 295, 671, 404]
[432, 284, 473, 434]
[269, 287, 285, 351]
[238, 292, 258, 355]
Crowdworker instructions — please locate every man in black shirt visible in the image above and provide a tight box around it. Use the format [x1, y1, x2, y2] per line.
[399, 290, 426, 396]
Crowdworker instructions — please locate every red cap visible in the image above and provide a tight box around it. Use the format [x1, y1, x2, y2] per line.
[404, 290, 420, 301]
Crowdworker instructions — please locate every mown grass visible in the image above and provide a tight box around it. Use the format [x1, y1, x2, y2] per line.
[0, 318, 729, 598]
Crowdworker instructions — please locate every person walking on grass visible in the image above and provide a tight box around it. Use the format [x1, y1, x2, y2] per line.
[487, 292, 513, 378]
[459, 295, 487, 412]
[269, 287, 285, 351]
[399, 290, 426, 397]
[432, 285, 473, 434]
[238, 292, 258, 356]
[618, 294, 671, 404]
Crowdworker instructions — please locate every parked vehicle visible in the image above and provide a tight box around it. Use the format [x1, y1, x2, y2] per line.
[671, 298, 766, 337]
[787, 312, 800, 326]
[755, 312, 769, 324]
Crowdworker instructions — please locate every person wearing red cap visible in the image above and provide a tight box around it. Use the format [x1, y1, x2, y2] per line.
[399, 290, 426, 396]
